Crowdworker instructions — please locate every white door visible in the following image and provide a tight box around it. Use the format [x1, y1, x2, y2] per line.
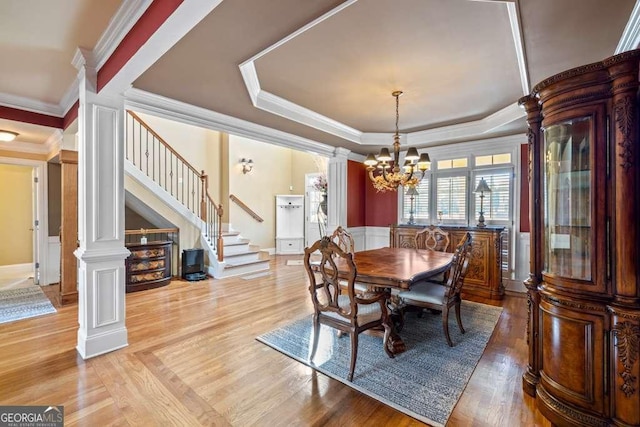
[305, 173, 326, 246]
[31, 168, 40, 285]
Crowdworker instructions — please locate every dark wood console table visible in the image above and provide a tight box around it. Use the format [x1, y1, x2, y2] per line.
[390, 224, 504, 300]
[125, 241, 172, 293]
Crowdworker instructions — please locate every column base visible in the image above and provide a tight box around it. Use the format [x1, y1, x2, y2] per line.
[77, 326, 128, 359]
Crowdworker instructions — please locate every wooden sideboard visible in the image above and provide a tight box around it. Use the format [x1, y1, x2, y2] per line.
[390, 224, 504, 300]
[125, 241, 172, 293]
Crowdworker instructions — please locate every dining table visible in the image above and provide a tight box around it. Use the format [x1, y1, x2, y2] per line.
[322, 246, 454, 354]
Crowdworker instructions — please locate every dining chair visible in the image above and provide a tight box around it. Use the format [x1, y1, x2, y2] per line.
[415, 225, 450, 252]
[304, 236, 394, 381]
[415, 225, 451, 284]
[398, 232, 473, 347]
[330, 226, 370, 294]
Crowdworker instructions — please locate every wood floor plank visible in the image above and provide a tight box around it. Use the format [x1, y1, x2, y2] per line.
[0, 256, 551, 426]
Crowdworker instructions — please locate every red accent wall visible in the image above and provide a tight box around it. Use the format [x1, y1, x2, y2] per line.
[520, 143, 530, 232]
[347, 160, 366, 227]
[0, 106, 63, 129]
[62, 101, 79, 130]
[365, 175, 398, 227]
[97, 0, 183, 91]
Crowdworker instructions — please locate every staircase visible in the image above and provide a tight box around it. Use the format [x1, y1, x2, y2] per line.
[125, 111, 270, 279]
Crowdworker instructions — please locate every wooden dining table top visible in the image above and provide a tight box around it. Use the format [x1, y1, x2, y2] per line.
[329, 247, 454, 290]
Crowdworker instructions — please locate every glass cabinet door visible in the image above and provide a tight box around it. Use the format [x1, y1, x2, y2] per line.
[543, 117, 591, 280]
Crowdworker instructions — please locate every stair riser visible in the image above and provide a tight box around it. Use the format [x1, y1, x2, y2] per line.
[222, 234, 245, 245]
[218, 261, 270, 278]
[223, 244, 251, 255]
[224, 253, 260, 264]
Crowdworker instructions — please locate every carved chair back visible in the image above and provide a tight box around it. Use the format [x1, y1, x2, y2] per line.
[415, 225, 450, 252]
[330, 226, 355, 254]
[444, 232, 473, 301]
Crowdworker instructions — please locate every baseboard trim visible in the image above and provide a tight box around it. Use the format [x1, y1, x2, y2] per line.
[0, 263, 33, 277]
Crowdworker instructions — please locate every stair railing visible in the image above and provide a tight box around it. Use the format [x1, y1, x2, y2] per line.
[126, 111, 223, 261]
[229, 194, 264, 222]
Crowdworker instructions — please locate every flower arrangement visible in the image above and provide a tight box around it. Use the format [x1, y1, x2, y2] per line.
[313, 174, 328, 193]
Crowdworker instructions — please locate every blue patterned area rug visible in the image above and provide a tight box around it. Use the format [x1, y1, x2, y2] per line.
[257, 300, 503, 426]
[0, 286, 56, 325]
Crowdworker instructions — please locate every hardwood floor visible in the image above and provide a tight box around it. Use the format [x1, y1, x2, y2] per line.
[0, 256, 551, 426]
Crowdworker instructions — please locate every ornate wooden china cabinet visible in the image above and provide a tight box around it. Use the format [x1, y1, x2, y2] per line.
[521, 50, 640, 426]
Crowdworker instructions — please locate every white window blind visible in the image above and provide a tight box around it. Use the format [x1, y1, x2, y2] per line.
[436, 175, 467, 220]
[402, 177, 430, 221]
[473, 171, 511, 221]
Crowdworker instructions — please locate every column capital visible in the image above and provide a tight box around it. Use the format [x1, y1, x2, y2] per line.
[333, 147, 350, 159]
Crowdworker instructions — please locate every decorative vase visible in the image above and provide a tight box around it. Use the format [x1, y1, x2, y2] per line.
[319, 193, 328, 215]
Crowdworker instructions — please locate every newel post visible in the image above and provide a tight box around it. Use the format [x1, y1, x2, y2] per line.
[217, 203, 224, 262]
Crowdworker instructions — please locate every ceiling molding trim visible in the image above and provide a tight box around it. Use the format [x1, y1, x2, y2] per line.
[408, 102, 525, 145]
[507, 2, 530, 94]
[239, 61, 260, 105]
[0, 140, 50, 155]
[255, 90, 362, 143]
[124, 88, 337, 158]
[241, 0, 359, 65]
[94, 0, 154, 70]
[44, 129, 64, 155]
[0, 93, 63, 117]
[239, 0, 526, 148]
[616, 0, 640, 53]
[101, 0, 223, 95]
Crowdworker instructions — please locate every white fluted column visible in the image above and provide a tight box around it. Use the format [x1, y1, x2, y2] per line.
[74, 50, 129, 359]
[327, 147, 350, 232]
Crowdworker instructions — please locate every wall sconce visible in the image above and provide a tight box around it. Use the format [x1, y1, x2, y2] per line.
[0, 130, 18, 142]
[241, 158, 253, 174]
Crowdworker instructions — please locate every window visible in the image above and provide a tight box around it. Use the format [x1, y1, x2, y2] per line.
[473, 170, 512, 221]
[436, 175, 467, 221]
[475, 153, 511, 166]
[402, 177, 429, 222]
[437, 158, 468, 170]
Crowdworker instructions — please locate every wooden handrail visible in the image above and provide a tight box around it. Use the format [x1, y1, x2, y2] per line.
[230, 194, 264, 222]
[128, 110, 200, 177]
[127, 111, 224, 261]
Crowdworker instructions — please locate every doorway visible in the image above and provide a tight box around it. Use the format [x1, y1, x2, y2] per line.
[305, 172, 326, 246]
[0, 158, 48, 290]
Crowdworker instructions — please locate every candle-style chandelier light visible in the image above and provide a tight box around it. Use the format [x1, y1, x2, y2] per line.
[364, 90, 430, 192]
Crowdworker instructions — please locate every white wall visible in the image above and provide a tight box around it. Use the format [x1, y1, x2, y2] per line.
[228, 135, 321, 250]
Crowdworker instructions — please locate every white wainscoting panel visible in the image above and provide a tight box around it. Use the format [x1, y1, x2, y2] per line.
[365, 226, 390, 250]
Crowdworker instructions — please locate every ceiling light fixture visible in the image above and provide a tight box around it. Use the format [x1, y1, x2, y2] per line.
[0, 130, 19, 142]
[364, 91, 430, 192]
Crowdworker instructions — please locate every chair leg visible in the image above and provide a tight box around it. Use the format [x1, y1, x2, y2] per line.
[442, 306, 453, 347]
[309, 315, 320, 362]
[348, 332, 358, 381]
[455, 301, 465, 334]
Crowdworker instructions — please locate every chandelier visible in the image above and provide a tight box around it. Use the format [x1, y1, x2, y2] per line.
[364, 91, 430, 192]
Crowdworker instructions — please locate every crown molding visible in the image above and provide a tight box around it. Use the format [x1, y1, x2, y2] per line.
[507, 1, 530, 94]
[0, 139, 50, 155]
[616, 0, 640, 53]
[255, 90, 362, 143]
[94, 0, 153, 70]
[0, 0, 152, 120]
[407, 102, 525, 145]
[44, 129, 64, 155]
[0, 93, 63, 117]
[124, 88, 337, 158]
[240, 0, 527, 148]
